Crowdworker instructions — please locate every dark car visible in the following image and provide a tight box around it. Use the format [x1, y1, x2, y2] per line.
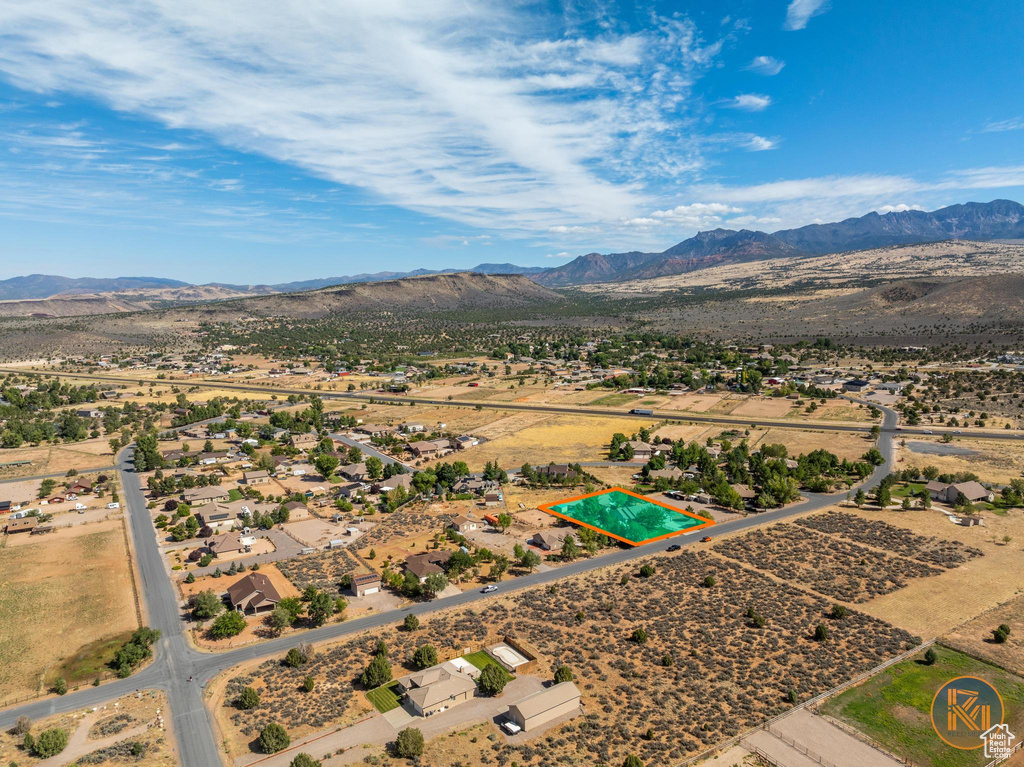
[666, 544, 681, 552]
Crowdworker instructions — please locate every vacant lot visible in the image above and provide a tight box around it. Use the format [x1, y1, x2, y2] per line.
[0, 689, 173, 767]
[823, 646, 1024, 767]
[944, 593, 1024, 676]
[897, 436, 1024, 484]
[0, 437, 116, 479]
[0, 521, 138, 704]
[215, 548, 917, 765]
[752, 427, 874, 462]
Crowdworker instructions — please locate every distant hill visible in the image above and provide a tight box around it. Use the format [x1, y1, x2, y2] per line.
[534, 199, 1024, 286]
[0, 274, 190, 300]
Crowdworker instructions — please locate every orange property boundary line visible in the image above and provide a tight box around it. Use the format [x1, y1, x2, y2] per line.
[537, 487, 714, 547]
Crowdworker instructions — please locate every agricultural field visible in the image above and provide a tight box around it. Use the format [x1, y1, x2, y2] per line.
[0, 521, 139, 705]
[0, 689, 173, 767]
[822, 646, 1024, 767]
[213, 548, 918, 765]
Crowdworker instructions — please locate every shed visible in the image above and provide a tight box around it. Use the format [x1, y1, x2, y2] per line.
[506, 682, 581, 732]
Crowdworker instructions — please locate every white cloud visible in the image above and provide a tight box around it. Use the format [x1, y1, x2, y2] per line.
[728, 94, 773, 111]
[695, 174, 919, 203]
[744, 56, 785, 76]
[875, 203, 918, 214]
[982, 117, 1024, 133]
[784, 0, 829, 30]
[625, 202, 743, 230]
[0, 1, 732, 235]
[545, 251, 572, 258]
[745, 135, 778, 151]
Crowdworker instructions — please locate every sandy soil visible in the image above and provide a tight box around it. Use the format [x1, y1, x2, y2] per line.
[896, 435, 1024, 484]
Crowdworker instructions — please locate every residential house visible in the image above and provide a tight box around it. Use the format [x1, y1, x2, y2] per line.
[354, 424, 393, 438]
[405, 551, 452, 583]
[506, 682, 581, 732]
[926, 480, 994, 505]
[67, 481, 93, 495]
[205, 534, 247, 558]
[182, 486, 230, 506]
[534, 464, 579, 482]
[626, 441, 654, 460]
[842, 379, 871, 393]
[336, 482, 365, 499]
[454, 435, 478, 449]
[407, 440, 447, 458]
[350, 572, 382, 597]
[197, 506, 237, 531]
[76, 408, 101, 419]
[373, 474, 413, 494]
[529, 530, 575, 551]
[396, 661, 478, 717]
[197, 451, 232, 466]
[647, 467, 683, 481]
[243, 470, 270, 485]
[449, 515, 478, 534]
[339, 462, 368, 482]
[401, 423, 425, 434]
[226, 573, 281, 614]
[290, 433, 318, 449]
[5, 517, 38, 534]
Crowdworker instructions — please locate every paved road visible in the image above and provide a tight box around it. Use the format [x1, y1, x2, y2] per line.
[0, 401, 899, 765]
[5, 366, 1021, 441]
[330, 432, 407, 468]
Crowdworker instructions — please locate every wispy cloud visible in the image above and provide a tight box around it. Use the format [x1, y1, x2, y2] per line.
[744, 56, 785, 76]
[728, 94, 773, 111]
[981, 117, 1024, 133]
[745, 135, 778, 151]
[784, 0, 829, 31]
[0, 1, 732, 235]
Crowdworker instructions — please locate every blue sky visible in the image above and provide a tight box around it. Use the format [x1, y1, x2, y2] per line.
[0, 0, 1022, 283]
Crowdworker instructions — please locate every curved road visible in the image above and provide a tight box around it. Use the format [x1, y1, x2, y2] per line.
[0, 402, 900, 765]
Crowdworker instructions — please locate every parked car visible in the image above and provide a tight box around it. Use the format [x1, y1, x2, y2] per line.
[666, 544, 681, 552]
[481, 584, 498, 593]
[75, 503, 87, 511]
[701, 536, 713, 543]
[502, 721, 522, 735]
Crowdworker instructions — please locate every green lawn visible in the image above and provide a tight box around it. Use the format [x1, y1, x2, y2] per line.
[45, 631, 135, 688]
[590, 393, 636, 407]
[366, 681, 402, 713]
[227, 488, 243, 501]
[892, 482, 926, 498]
[463, 651, 513, 681]
[823, 646, 1024, 767]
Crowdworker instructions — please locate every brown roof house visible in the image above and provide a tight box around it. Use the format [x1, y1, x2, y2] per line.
[226, 573, 281, 614]
[396, 661, 479, 716]
[529, 530, 575, 551]
[506, 681, 581, 732]
[926, 481, 994, 505]
[205, 534, 249, 558]
[290, 433, 319, 449]
[243, 470, 270, 485]
[183, 486, 231, 506]
[449, 515, 478, 534]
[405, 550, 452, 583]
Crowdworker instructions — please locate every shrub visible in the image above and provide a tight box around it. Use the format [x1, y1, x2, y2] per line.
[290, 755, 322, 767]
[814, 624, 829, 642]
[412, 644, 438, 670]
[630, 627, 648, 644]
[623, 756, 644, 767]
[702, 575, 716, 588]
[209, 611, 246, 639]
[13, 715, 31, 735]
[191, 590, 224, 620]
[237, 686, 261, 710]
[993, 625, 1011, 643]
[831, 604, 848, 620]
[924, 647, 938, 665]
[301, 675, 315, 692]
[258, 723, 290, 754]
[285, 647, 308, 668]
[360, 653, 392, 689]
[403, 614, 420, 631]
[32, 728, 68, 758]
[478, 664, 508, 696]
[394, 727, 424, 758]
[554, 665, 574, 683]
[638, 564, 655, 578]
[53, 677, 67, 695]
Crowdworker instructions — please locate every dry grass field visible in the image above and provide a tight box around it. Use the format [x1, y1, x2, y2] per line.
[0, 438, 117, 480]
[896, 436, 1024, 484]
[944, 593, 1024, 676]
[214, 547, 917, 764]
[0, 689, 173, 767]
[0, 521, 138, 705]
[749, 427, 873, 461]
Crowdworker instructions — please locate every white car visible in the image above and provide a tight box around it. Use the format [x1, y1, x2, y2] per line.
[501, 721, 522, 735]
[75, 503, 87, 511]
[481, 585, 498, 593]
[107, 502, 120, 509]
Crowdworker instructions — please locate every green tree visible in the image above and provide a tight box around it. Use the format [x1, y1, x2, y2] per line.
[32, 728, 69, 758]
[631, 627, 649, 644]
[209, 611, 246, 639]
[496, 512, 512, 532]
[360, 653, 392, 688]
[814, 624, 829, 642]
[924, 647, 938, 665]
[394, 727, 424, 758]
[623, 755, 645, 767]
[191, 590, 224, 620]
[554, 665, 574, 683]
[313, 453, 339, 479]
[289, 754, 322, 767]
[301, 675, 315, 692]
[561, 536, 581, 561]
[520, 549, 541, 572]
[639, 564, 655, 578]
[258, 723, 290, 754]
[403, 613, 420, 632]
[306, 590, 333, 627]
[237, 686, 261, 710]
[422, 572, 448, 598]
[478, 664, 508, 696]
[365, 456, 383, 480]
[412, 644, 438, 670]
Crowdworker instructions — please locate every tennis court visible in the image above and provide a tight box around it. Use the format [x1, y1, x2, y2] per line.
[538, 488, 713, 546]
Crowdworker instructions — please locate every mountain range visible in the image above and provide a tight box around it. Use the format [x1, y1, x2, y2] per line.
[2, 200, 1022, 300]
[533, 199, 1024, 286]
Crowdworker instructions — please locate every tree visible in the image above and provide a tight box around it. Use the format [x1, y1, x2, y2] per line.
[561, 536, 581, 561]
[32, 728, 68, 758]
[365, 456, 383, 480]
[702, 575, 716, 588]
[191, 590, 224, 620]
[237, 686, 261, 710]
[639, 564, 655, 578]
[862, 448, 885, 466]
[924, 647, 938, 665]
[259, 723, 290, 754]
[394, 727, 424, 758]
[994, 624, 1011, 643]
[422, 572, 448, 598]
[631, 627, 649, 644]
[830, 604, 848, 620]
[554, 665, 574, 683]
[478, 664, 508, 696]
[403, 613, 420, 632]
[290, 754, 322, 767]
[496, 512, 512, 532]
[209, 610, 246, 639]
[876, 485, 892, 508]
[306, 590, 333, 627]
[53, 677, 67, 695]
[412, 644, 438, 670]
[313, 453, 339, 479]
[490, 554, 509, 580]
[623, 755, 645, 767]
[854, 488, 866, 507]
[520, 549, 541, 572]
[346, 446, 363, 464]
[360, 653, 392, 688]
[814, 624, 829, 642]
[284, 647, 308, 667]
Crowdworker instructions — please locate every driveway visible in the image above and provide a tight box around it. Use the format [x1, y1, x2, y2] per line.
[181, 528, 304, 577]
[235, 675, 544, 767]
